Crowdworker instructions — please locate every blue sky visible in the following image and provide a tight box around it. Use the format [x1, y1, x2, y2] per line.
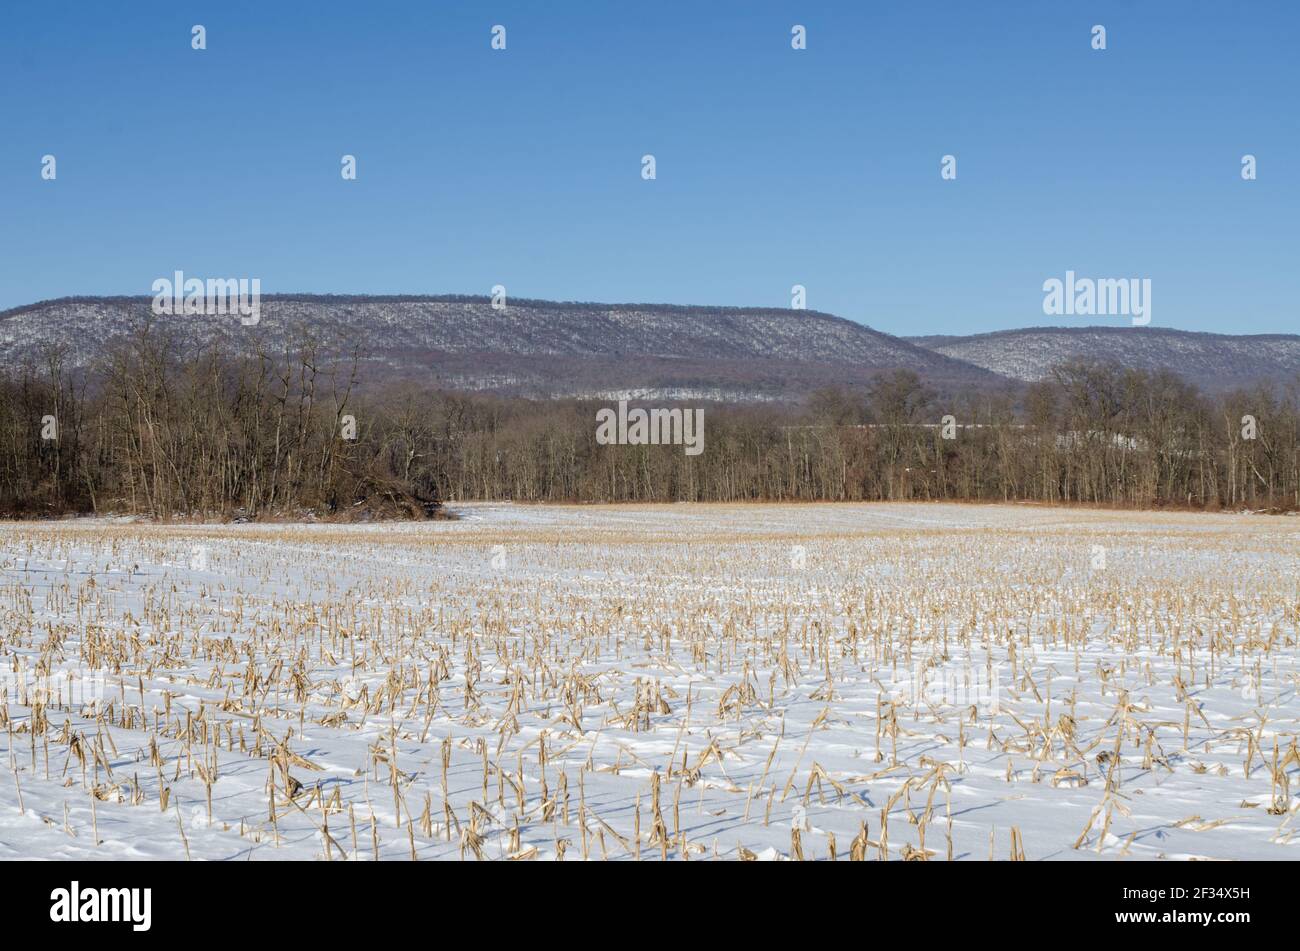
[1, 1, 1295, 335]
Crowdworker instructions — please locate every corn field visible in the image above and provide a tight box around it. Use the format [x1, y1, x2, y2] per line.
[0, 502, 1296, 860]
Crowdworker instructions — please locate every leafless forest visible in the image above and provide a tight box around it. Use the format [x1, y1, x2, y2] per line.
[1, 329, 1297, 518]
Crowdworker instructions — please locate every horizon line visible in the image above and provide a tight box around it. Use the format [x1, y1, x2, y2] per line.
[1, 293, 1293, 341]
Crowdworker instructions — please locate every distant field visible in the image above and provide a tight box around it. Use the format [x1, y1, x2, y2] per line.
[1, 503, 1297, 860]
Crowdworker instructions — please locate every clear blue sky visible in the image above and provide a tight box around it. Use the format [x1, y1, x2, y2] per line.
[1, 1, 1295, 335]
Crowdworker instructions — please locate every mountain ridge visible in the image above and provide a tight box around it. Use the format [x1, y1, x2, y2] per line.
[0, 294, 1005, 401]
[3, 295, 1296, 400]
[906, 325, 1300, 392]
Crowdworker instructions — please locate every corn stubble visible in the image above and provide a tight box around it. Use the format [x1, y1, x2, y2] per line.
[0, 502, 1296, 860]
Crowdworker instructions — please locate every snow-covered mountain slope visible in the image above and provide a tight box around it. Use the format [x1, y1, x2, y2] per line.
[0, 295, 1003, 400]
[907, 326, 1300, 391]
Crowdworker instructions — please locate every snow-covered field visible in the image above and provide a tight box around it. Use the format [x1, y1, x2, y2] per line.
[1, 503, 1296, 861]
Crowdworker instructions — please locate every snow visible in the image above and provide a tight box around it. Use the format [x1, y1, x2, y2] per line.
[0, 502, 1296, 860]
[912, 326, 1300, 389]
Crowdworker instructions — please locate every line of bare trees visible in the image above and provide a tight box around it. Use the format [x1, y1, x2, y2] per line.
[2, 331, 1297, 517]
